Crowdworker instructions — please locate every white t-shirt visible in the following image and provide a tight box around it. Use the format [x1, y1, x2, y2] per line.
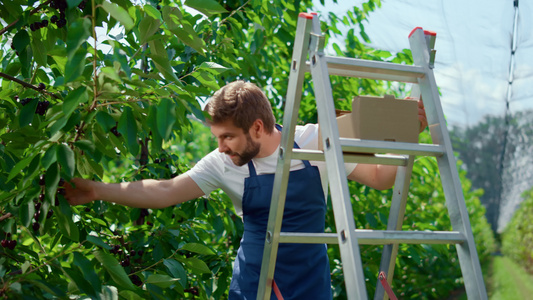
[186, 124, 358, 216]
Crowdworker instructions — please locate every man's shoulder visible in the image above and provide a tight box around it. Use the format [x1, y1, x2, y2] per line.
[295, 123, 319, 149]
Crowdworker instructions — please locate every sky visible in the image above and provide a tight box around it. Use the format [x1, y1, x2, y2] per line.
[313, 0, 533, 129]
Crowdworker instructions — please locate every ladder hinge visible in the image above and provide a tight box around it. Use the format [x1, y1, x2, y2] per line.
[309, 33, 326, 57]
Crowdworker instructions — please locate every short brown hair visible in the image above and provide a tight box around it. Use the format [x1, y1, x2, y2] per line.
[205, 81, 275, 134]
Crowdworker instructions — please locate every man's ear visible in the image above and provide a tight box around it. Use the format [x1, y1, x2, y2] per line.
[251, 119, 264, 138]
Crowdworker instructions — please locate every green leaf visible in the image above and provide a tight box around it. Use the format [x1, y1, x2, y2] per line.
[144, 5, 161, 19]
[147, 105, 162, 154]
[67, 0, 83, 8]
[57, 144, 75, 180]
[95, 111, 117, 132]
[67, 18, 92, 60]
[117, 107, 139, 156]
[198, 62, 231, 74]
[20, 200, 35, 228]
[31, 35, 47, 67]
[191, 70, 219, 90]
[21, 261, 31, 274]
[94, 250, 136, 290]
[157, 98, 176, 140]
[365, 212, 378, 228]
[7, 155, 34, 183]
[63, 267, 98, 298]
[49, 114, 70, 136]
[55, 195, 79, 241]
[74, 139, 96, 155]
[139, 15, 160, 44]
[181, 243, 215, 255]
[73, 252, 102, 293]
[170, 27, 206, 56]
[86, 234, 112, 249]
[148, 39, 179, 82]
[12, 30, 30, 54]
[44, 162, 60, 203]
[65, 48, 87, 83]
[184, 0, 227, 16]
[19, 98, 39, 127]
[25, 280, 65, 298]
[102, 1, 134, 30]
[63, 86, 88, 117]
[145, 274, 180, 288]
[163, 259, 187, 287]
[179, 257, 211, 274]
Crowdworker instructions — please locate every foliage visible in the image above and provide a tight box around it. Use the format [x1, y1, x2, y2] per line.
[501, 187, 533, 274]
[0, 0, 319, 298]
[0, 0, 495, 299]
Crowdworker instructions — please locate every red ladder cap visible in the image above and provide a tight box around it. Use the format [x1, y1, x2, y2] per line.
[299, 12, 314, 19]
[408, 27, 423, 38]
[424, 30, 437, 36]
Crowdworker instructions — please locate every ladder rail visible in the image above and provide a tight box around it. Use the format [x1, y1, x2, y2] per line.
[409, 28, 488, 299]
[308, 19, 369, 299]
[256, 14, 314, 300]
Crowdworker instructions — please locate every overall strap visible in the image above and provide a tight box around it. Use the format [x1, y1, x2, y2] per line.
[275, 124, 312, 168]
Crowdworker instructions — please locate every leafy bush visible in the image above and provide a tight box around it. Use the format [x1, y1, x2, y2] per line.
[501, 187, 533, 274]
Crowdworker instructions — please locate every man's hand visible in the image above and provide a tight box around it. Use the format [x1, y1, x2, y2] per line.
[417, 99, 428, 133]
[63, 178, 99, 206]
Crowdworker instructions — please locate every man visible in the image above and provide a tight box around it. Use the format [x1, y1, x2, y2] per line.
[65, 80, 427, 299]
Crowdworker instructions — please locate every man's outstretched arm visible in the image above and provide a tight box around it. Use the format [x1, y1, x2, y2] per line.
[64, 174, 205, 208]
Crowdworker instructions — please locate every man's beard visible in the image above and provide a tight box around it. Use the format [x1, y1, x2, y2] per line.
[226, 134, 260, 166]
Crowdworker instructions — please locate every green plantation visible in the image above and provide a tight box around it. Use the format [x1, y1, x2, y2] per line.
[0, 0, 501, 299]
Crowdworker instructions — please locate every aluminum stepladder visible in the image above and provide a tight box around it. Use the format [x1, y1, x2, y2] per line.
[256, 12, 488, 300]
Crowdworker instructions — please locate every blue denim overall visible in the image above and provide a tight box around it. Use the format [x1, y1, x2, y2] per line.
[228, 128, 332, 299]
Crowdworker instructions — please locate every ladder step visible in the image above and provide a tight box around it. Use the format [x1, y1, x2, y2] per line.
[339, 138, 445, 156]
[292, 149, 409, 166]
[304, 56, 426, 83]
[278, 230, 466, 245]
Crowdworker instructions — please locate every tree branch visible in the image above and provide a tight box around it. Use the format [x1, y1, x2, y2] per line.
[0, 213, 13, 222]
[0, 0, 53, 36]
[0, 72, 59, 99]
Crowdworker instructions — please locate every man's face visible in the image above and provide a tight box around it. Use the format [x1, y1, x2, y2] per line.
[211, 120, 260, 166]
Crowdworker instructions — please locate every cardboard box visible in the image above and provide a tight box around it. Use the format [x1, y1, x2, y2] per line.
[319, 95, 419, 150]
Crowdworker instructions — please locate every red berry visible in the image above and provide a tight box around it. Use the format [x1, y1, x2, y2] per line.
[32, 222, 40, 232]
[8, 240, 17, 250]
[34, 211, 41, 221]
[1, 240, 7, 248]
[39, 174, 46, 185]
